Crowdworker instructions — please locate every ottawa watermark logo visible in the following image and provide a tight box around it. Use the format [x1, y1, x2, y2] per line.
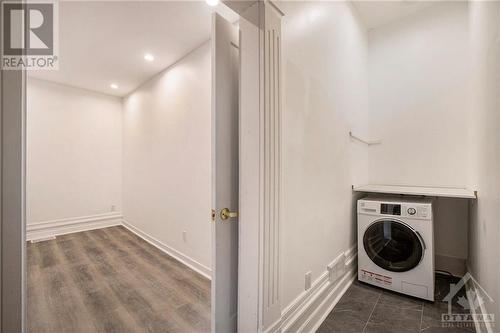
[442, 273, 495, 330]
[1, 0, 58, 70]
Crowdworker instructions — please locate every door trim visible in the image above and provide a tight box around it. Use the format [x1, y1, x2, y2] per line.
[238, 1, 284, 332]
[1, 16, 27, 333]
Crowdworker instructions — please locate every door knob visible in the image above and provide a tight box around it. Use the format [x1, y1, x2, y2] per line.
[220, 208, 238, 220]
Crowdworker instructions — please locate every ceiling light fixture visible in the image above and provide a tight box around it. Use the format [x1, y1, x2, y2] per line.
[206, 0, 219, 7]
[144, 53, 155, 62]
[110, 83, 119, 89]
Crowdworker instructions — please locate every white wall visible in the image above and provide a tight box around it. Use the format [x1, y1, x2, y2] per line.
[468, 0, 500, 328]
[280, 1, 370, 308]
[122, 43, 212, 272]
[27, 78, 123, 224]
[366, 2, 470, 264]
[279, 1, 477, 312]
[367, 2, 470, 188]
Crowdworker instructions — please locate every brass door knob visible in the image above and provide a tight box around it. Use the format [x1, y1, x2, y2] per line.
[220, 208, 238, 220]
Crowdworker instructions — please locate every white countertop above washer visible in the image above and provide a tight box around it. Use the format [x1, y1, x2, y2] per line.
[352, 184, 477, 199]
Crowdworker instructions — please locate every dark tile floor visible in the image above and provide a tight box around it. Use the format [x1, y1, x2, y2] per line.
[317, 274, 476, 333]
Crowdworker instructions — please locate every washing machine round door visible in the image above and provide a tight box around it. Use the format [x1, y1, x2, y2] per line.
[363, 219, 424, 272]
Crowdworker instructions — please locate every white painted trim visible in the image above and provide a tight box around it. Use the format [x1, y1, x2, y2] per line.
[122, 219, 212, 280]
[26, 212, 122, 241]
[264, 247, 357, 333]
[261, 2, 284, 328]
[299, 273, 356, 333]
[465, 271, 495, 333]
[238, 3, 262, 333]
[1, 29, 27, 332]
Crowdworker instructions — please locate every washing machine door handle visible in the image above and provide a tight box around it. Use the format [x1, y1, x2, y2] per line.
[415, 231, 426, 250]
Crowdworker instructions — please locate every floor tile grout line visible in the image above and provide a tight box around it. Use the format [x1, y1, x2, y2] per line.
[418, 302, 424, 332]
[370, 302, 423, 311]
[362, 292, 381, 333]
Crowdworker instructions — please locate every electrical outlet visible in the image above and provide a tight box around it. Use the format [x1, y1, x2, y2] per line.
[182, 231, 187, 242]
[327, 262, 335, 282]
[305, 271, 312, 290]
[327, 256, 346, 282]
[110, 205, 116, 212]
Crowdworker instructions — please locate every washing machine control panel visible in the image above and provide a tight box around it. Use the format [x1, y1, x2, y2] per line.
[401, 205, 430, 218]
[358, 200, 431, 219]
[401, 205, 429, 218]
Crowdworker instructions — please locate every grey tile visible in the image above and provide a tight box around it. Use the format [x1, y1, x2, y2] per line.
[368, 303, 422, 332]
[378, 290, 424, 310]
[364, 323, 417, 333]
[420, 326, 476, 333]
[316, 311, 366, 333]
[343, 281, 381, 303]
[421, 301, 475, 332]
[333, 296, 375, 322]
[317, 274, 478, 333]
[421, 302, 448, 329]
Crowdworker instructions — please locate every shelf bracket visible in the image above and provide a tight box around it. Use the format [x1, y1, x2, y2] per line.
[349, 131, 381, 146]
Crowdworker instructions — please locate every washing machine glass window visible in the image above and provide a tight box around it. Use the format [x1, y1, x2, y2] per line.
[363, 219, 424, 273]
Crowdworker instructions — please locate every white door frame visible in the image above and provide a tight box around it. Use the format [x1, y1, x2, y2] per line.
[237, 1, 284, 332]
[0, 1, 27, 330]
[0, 67, 27, 333]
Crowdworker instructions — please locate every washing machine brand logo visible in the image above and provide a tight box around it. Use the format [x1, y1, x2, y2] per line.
[1, 0, 59, 70]
[441, 273, 494, 329]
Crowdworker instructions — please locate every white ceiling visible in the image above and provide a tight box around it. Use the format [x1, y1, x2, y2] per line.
[351, 1, 438, 30]
[29, 1, 237, 97]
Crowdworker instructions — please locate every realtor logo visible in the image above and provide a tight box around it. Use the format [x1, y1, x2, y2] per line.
[1, 0, 58, 69]
[442, 273, 495, 330]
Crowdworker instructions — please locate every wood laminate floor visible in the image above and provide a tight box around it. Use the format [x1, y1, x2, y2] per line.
[27, 226, 211, 333]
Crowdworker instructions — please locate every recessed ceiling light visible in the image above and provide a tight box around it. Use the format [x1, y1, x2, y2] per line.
[206, 0, 219, 7]
[144, 53, 154, 62]
[110, 83, 119, 89]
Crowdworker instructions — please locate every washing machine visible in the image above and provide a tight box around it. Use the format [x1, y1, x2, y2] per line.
[357, 197, 435, 301]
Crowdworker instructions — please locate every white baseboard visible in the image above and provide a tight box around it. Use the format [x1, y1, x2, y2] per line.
[121, 219, 212, 280]
[267, 245, 357, 333]
[27, 212, 122, 241]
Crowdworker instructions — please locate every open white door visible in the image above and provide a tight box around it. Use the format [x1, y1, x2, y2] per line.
[211, 13, 239, 333]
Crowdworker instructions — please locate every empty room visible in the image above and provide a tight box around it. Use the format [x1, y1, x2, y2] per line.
[24, 1, 238, 332]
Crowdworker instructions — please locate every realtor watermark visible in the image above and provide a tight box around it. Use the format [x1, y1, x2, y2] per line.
[442, 273, 495, 329]
[1, 0, 59, 70]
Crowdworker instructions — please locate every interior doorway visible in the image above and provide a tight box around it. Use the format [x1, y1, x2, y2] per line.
[24, 1, 240, 332]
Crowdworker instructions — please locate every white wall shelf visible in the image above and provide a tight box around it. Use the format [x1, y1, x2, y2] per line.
[352, 184, 477, 199]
